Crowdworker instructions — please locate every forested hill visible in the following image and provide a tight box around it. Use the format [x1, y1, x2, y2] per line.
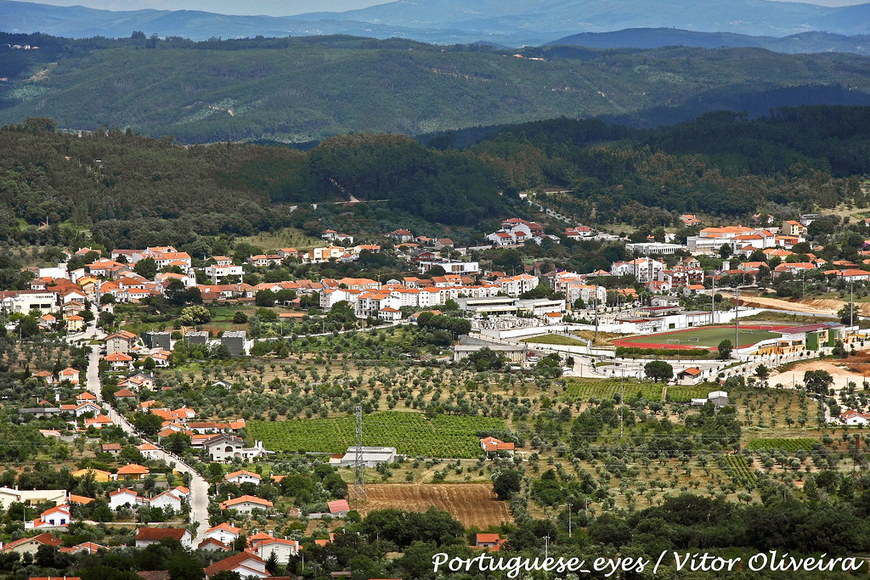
[459, 107, 870, 221]
[1, 33, 870, 143]
[0, 121, 510, 249]
[1, 107, 868, 250]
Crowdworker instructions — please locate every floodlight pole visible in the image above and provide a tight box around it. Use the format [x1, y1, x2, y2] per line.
[734, 286, 740, 353]
[850, 280, 854, 328]
[711, 277, 716, 325]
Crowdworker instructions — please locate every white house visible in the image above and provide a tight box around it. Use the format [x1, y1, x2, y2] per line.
[223, 470, 262, 485]
[840, 410, 870, 426]
[109, 488, 142, 511]
[136, 442, 160, 460]
[148, 490, 183, 512]
[202, 434, 270, 462]
[204, 552, 269, 579]
[219, 495, 273, 514]
[253, 537, 300, 564]
[26, 504, 71, 529]
[203, 522, 241, 546]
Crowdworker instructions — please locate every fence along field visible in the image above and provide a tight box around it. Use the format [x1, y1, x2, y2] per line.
[613, 325, 785, 350]
[249, 411, 505, 458]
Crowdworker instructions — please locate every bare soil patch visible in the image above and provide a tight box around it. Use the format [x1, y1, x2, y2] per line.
[769, 353, 870, 390]
[350, 483, 512, 529]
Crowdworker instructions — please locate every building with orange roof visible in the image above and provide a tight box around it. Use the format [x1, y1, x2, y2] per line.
[115, 464, 150, 480]
[223, 470, 262, 485]
[135, 527, 192, 549]
[219, 495, 273, 513]
[474, 533, 506, 551]
[104, 351, 134, 370]
[204, 552, 268, 579]
[1, 532, 63, 554]
[480, 436, 515, 455]
[26, 504, 71, 530]
[59, 541, 106, 554]
[252, 537, 300, 564]
[68, 494, 94, 505]
[84, 415, 114, 429]
[203, 522, 241, 545]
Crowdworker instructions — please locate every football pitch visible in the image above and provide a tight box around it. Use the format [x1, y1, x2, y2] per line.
[613, 325, 785, 350]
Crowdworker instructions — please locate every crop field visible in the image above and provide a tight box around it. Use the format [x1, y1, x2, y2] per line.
[745, 438, 817, 451]
[666, 385, 717, 402]
[613, 325, 786, 350]
[719, 455, 757, 486]
[564, 378, 664, 400]
[352, 484, 513, 528]
[249, 411, 505, 458]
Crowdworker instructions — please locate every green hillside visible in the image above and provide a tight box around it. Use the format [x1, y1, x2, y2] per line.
[1, 106, 867, 252]
[1, 34, 869, 143]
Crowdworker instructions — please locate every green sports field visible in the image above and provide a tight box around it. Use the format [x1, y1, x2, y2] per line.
[614, 325, 785, 350]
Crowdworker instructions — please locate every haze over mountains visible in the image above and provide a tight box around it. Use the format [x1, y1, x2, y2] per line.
[550, 29, 870, 55]
[2, 0, 870, 46]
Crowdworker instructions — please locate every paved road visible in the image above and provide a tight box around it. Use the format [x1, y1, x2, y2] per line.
[83, 321, 210, 541]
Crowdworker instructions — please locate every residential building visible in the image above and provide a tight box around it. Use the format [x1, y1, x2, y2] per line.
[495, 274, 539, 297]
[219, 495, 273, 513]
[223, 470, 262, 485]
[109, 488, 141, 511]
[115, 464, 150, 480]
[252, 537, 300, 564]
[611, 258, 665, 283]
[480, 437, 515, 455]
[204, 552, 268, 579]
[26, 505, 71, 530]
[135, 527, 192, 549]
[203, 434, 269, 462]
[203, 523, 241, 546]
[149, 491, 183, 512]
[0, 532, 63, 554]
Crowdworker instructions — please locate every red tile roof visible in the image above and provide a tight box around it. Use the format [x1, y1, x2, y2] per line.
[135, 527, 187, 542]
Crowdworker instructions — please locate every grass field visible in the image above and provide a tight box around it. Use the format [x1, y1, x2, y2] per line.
[613, 325, 785, 350]
[249, 411, 505, 458]
[236, 227, 325, 252]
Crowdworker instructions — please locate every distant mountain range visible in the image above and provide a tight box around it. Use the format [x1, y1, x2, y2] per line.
[2, 0, 870, 46]
[1, 34, 869, 143]
[550, 29, 870, 56]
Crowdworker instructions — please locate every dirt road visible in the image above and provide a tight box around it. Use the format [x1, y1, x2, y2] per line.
[720, 292, 843, 316]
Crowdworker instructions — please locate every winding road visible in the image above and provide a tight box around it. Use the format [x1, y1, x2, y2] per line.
[82, 319, 210, 541]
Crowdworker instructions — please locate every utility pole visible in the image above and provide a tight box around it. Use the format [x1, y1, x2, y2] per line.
[544, 535, 550, 558]
[353, 405, 366, 502]
[568, 503, 573, 538]
[620, 369, 625, 437]
[593, 293, 599, 341]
